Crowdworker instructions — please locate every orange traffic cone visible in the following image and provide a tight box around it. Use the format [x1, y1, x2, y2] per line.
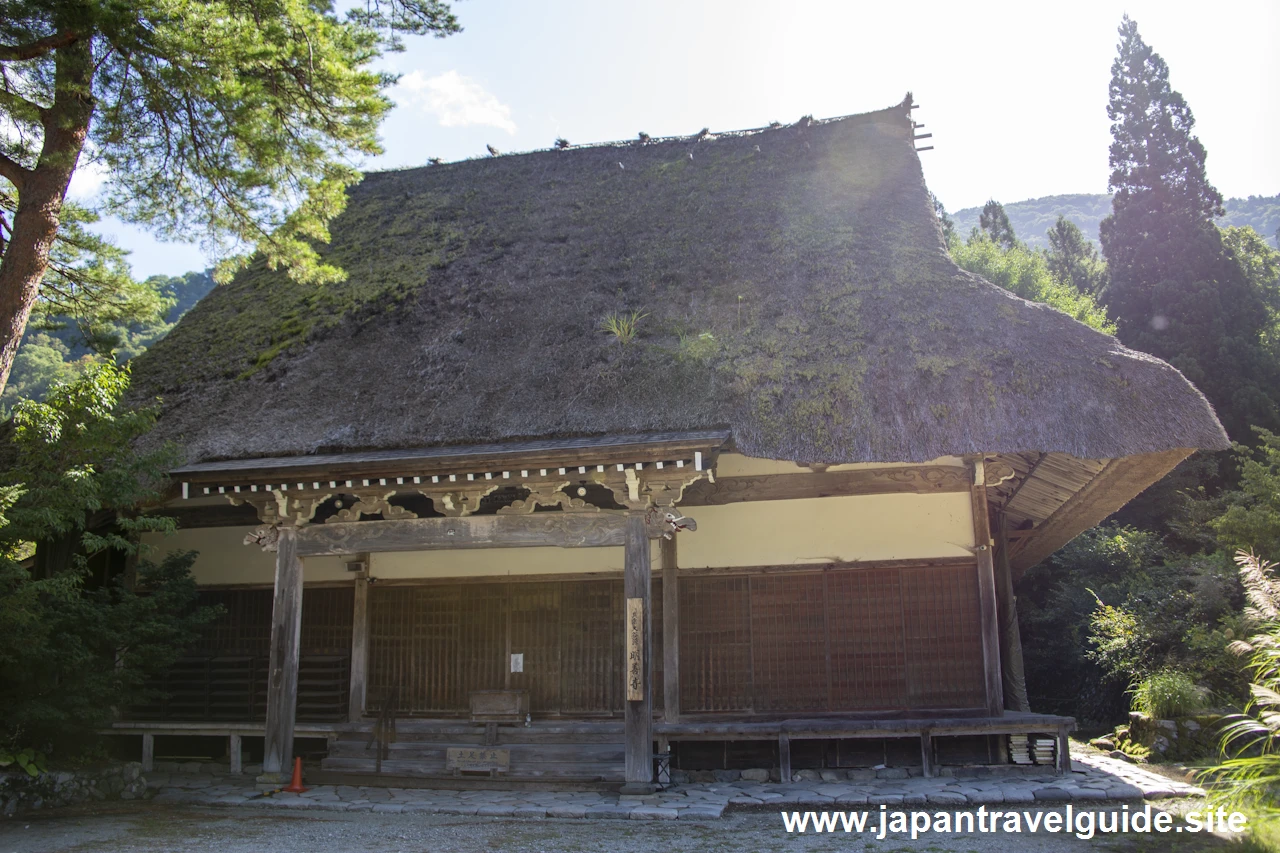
[282, 756, 307, 793]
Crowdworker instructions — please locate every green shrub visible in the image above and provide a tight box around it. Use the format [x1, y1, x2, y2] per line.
[1130, 669, 1209, 719]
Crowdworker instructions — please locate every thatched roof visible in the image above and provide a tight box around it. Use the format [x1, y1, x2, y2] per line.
[131, 101, 1228, 466]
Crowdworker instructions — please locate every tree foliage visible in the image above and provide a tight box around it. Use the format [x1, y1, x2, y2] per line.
[950, 232, 1116, 333]
[0, 0, 460, 399]
[1046, 216, 1108, 297]
[1099, 16, 1280, 440]
[977, 199, 1018, 249]
[0, 363, 216, 753]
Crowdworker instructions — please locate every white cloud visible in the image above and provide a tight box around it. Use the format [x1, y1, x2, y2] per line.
[394, 70, 517, 135]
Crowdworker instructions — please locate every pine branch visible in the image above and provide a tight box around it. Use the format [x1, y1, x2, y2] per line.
[0, 32, 79, 63]
[0, 151, 31, 187]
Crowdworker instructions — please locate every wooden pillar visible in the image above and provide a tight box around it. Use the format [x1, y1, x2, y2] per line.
[261, 526, 304, 781]
[660, 535, 680, 724]
[141, 733, 154, 772]
[349, 573, 370, 722]
[994, 514, 1031, 713]
[229, 734, 243, 776]
[971, 461, 1004, 718]
[778, 734, 792, 783]
[920, 730, 934, 778]
[622, 513, 654, 793]
[1055, 724, 1072, 774]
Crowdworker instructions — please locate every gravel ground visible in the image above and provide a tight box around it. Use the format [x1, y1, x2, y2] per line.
[0, 803, 1250, 853]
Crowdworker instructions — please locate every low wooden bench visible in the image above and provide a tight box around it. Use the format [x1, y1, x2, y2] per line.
[655, 712, 1076, 779]
[105, 721, 358, 775]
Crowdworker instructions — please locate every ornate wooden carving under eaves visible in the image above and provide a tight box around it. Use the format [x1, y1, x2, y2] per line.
[229, 490, 332, 527]
[326, 491, 418, 523]
[496, 481, 597, 514]
[411, 484, 501, 517]
[983, 461, 1016, 487]
[244, 525, 281, 552]
[877, 467, 970, 489]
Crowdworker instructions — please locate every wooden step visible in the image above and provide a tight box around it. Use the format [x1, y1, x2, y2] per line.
[309, 770, 619, 791]
[328, 743, 626, 763]
[320, 757, 625, 781]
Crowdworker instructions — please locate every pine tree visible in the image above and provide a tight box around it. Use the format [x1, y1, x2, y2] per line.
[1046, 216, 1107, 296]
[978, 200, 1019, 249]
[1099, 16, 1279, 439]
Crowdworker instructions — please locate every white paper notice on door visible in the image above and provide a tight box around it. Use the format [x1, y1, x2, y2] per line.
[510, 653, 524, 673]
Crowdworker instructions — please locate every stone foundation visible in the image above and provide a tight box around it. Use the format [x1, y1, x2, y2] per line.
[1, 762, 148, 816]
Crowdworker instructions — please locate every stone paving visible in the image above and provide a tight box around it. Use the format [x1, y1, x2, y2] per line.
[140, 750, 1204, 820]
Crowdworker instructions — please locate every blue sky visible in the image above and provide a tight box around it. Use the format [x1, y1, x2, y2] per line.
[75, 0, 1280, 279]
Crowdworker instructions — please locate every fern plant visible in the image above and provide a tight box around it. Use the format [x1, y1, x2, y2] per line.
[1203, 551, 1280, 815]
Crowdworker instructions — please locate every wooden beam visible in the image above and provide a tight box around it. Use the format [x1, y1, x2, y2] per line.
[920, 730, 934, 778]
[779, 733, 792, 782]
[349, 573, 370, 722]
[994, 514, 1030, 713]
[972, 464, 1004, 718]
[229, 734, 243, 776]
[1008, 448, 1193, 576]
[621, 513, 654, 793]
[661, 536, 680, 724]
[141, 733, 154, 772]
[261, 527, 304, 781]
[678, 465, 970, 507]
[296, 513, 666, 557]
[172, 432, 729, 487]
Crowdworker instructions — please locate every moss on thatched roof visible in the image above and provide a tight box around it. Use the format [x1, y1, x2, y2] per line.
[132, 102, 1228, 465]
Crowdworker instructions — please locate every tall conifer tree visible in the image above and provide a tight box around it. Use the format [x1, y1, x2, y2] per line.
[1100, 16, 1278, 439]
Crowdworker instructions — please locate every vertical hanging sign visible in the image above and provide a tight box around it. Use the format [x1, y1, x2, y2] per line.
[626, 597, 644, 701]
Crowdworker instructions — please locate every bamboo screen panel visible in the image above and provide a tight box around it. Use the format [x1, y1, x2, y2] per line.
[368, 577, 669, 717]
[368, 585, 463, 713]
[827, 570, 908, 709]
[679, 564, 984, 715]
[509, 583, 562, 713]
[459, 585, 508, 696]
[131, 587, 352, 722]
[680, 576, 753, 712]
[559, 580, 623, 713]
[651, 577, 664, 712]
[900, 566, 985, 708]
[750, 574, 829, 712]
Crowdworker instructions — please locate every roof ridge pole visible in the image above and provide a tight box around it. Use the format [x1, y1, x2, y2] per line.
[970, 458, 1005, 718]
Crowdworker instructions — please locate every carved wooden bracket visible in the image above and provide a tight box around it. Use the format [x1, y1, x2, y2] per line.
[244, 525, 280, 552]
[326, 491, 418, 523]
[409, 484, 501, 517]
[984, 461, 1017, 487]
[496, 481, 599, 514]
[230, 491, 331, 527]
[652, 509, 698, 539]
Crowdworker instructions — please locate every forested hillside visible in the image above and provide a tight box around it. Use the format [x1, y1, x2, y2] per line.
[0, 271, 215, 412]
[953, 193, 1280, 249]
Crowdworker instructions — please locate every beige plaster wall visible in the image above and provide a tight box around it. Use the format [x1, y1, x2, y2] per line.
[151, 490, 973, 585]
[677, 491, 974, 568]
[140, 526, 351, 586]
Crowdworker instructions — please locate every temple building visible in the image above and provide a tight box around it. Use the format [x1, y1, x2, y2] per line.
[120, 97, 1228, 790]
